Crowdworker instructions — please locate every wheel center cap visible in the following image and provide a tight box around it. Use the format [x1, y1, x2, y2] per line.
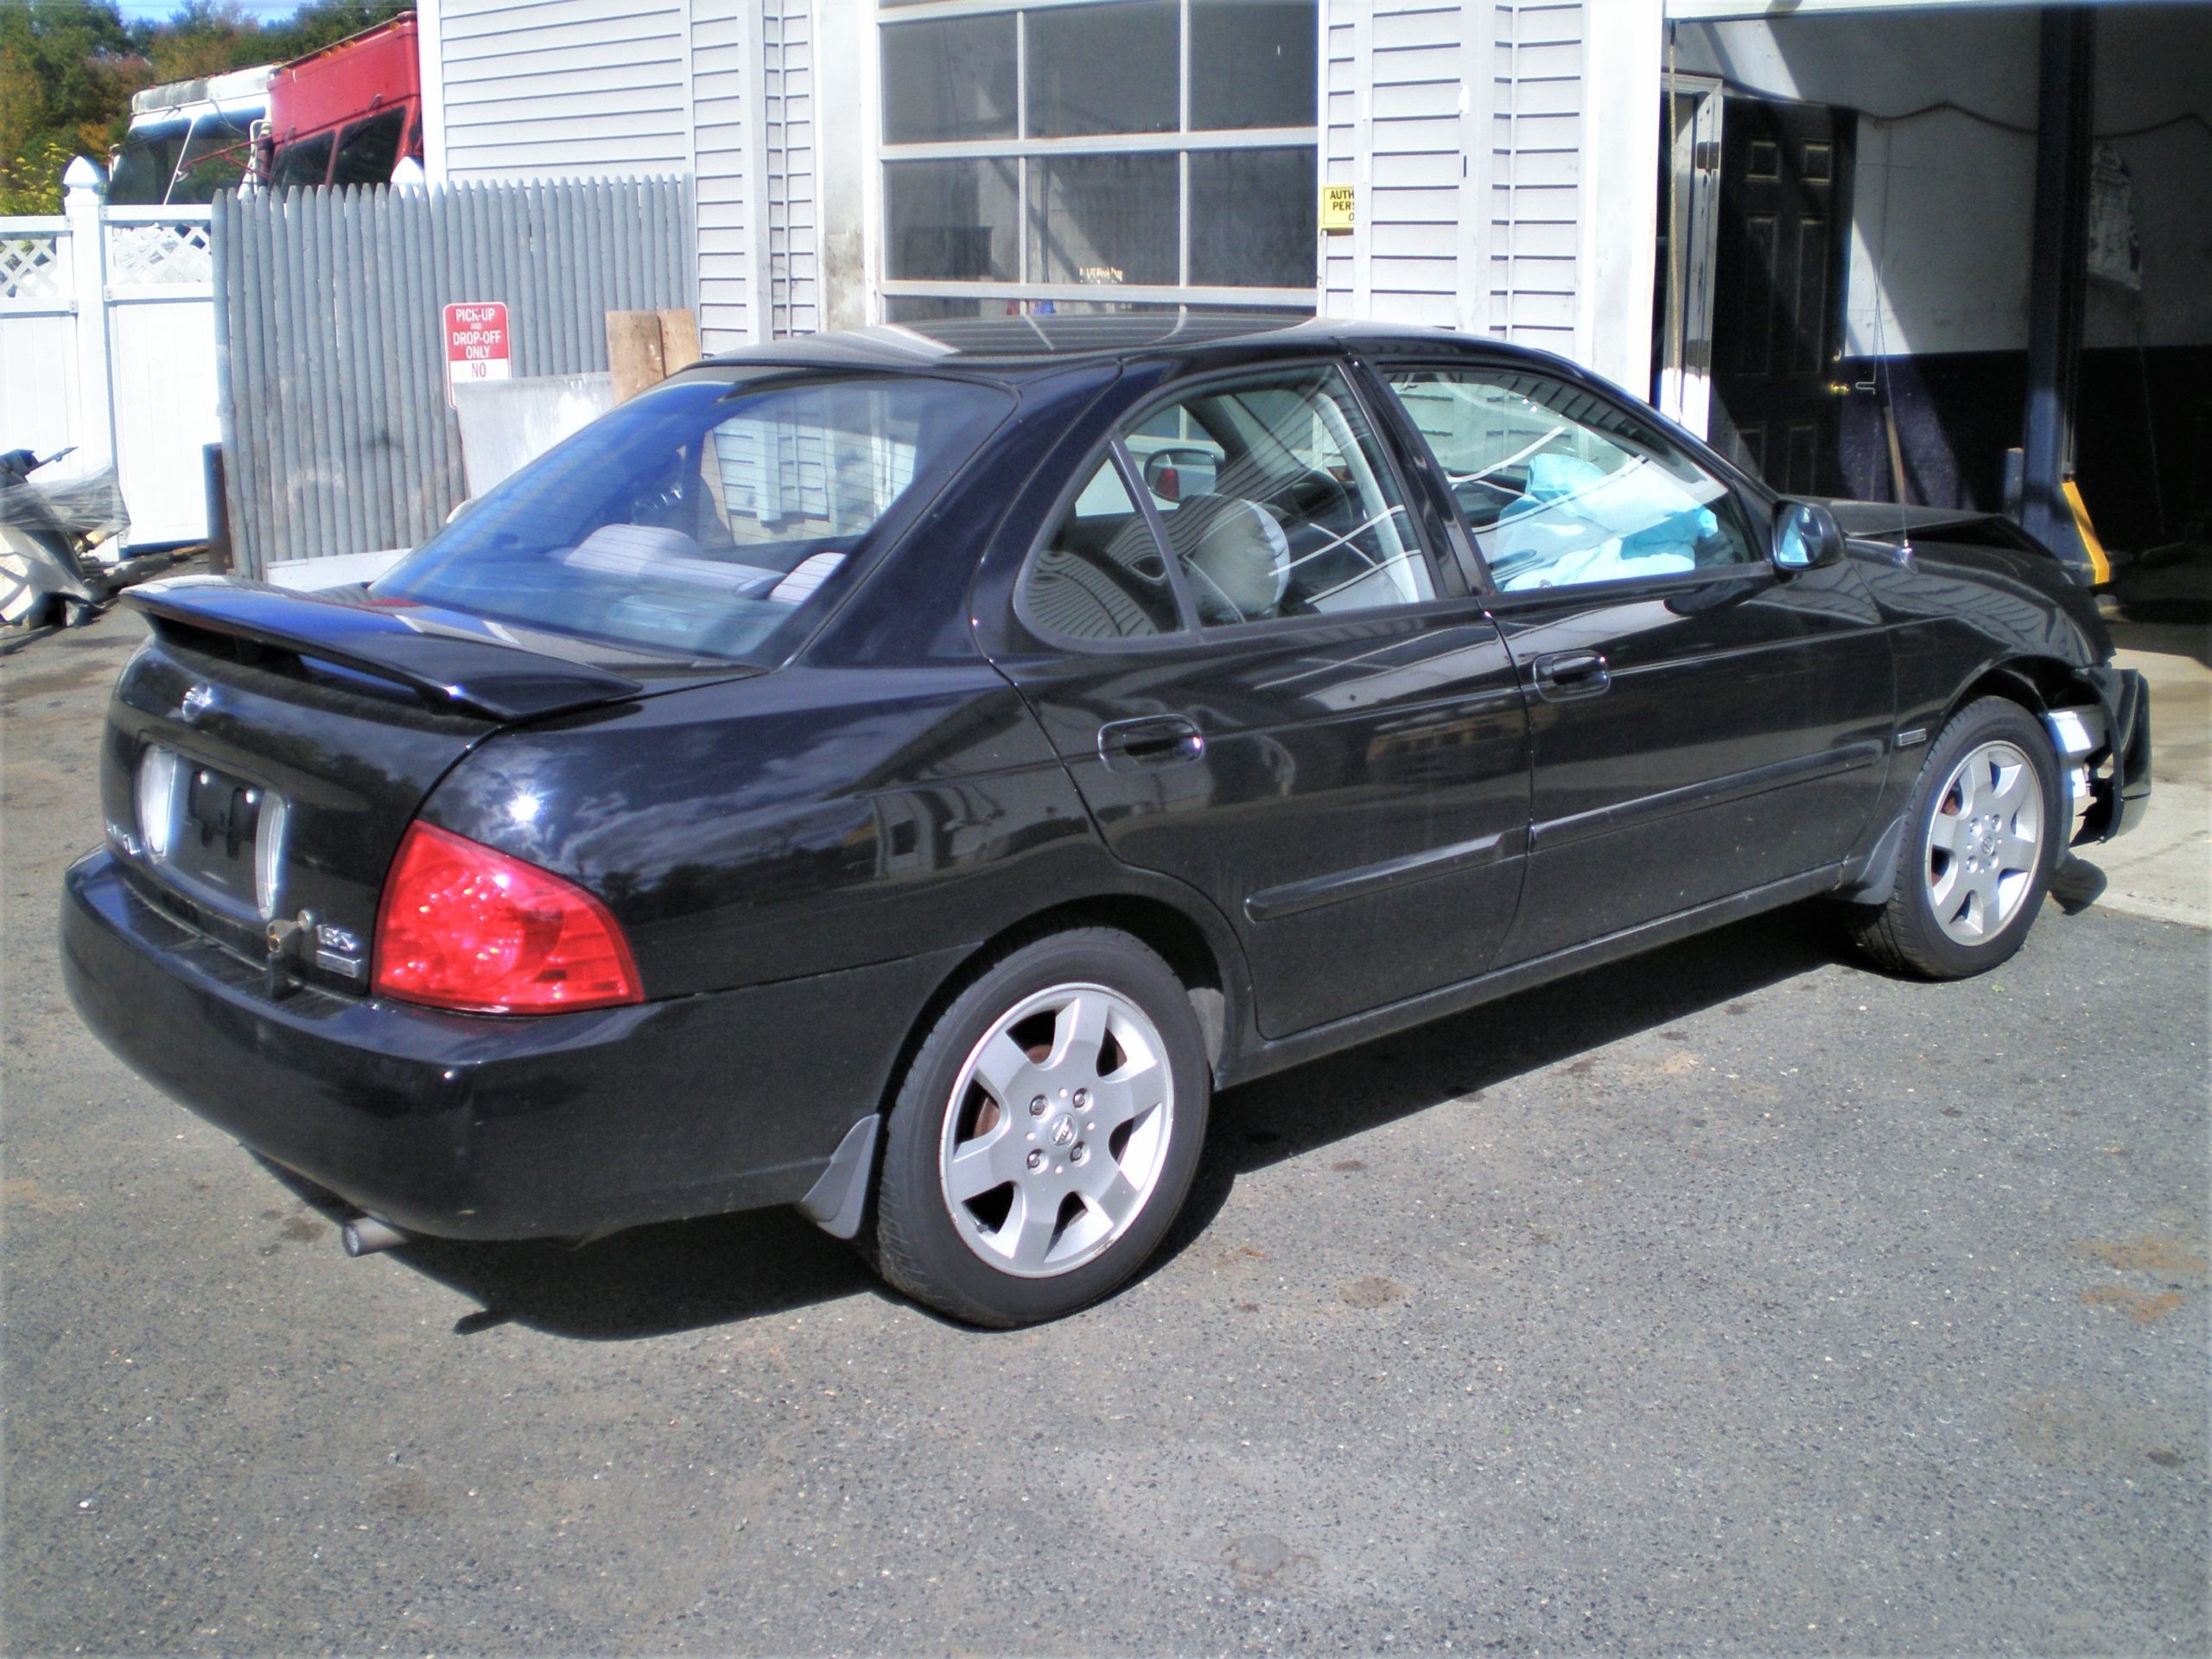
[1050, 1114, 1077, 1147]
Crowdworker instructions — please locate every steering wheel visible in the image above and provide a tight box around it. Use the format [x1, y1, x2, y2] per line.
[1273, 468, 1356, 531]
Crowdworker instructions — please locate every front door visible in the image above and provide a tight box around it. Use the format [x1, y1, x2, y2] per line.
[1376, 359, 1895, 963]
[1708, 97, 1855, 496]
[992, 362, 1533, 1039]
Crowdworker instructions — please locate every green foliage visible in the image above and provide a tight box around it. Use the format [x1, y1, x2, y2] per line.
[1, 2, 142, 210]
[0, 0, 413, 211]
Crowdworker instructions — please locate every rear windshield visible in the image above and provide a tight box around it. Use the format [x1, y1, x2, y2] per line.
[374, 370, 1013, 666]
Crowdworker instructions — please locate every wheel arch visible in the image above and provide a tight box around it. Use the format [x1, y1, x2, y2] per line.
[1840, 657, 2090, 910]
[802, 874, 1250, 1245]
[879, 887, 1248, 1130]
[1946, 654, 2104, 728]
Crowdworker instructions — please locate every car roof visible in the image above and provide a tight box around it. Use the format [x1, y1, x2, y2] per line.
[690, 313, 1514, 381]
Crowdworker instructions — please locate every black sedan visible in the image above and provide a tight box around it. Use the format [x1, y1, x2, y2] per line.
[63, 316, 2151, 1325]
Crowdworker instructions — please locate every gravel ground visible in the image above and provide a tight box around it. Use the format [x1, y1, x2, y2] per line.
[4, 607, 2206, 1656]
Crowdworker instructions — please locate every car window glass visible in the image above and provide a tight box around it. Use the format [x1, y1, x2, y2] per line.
[332, 108, 407, 187]
[1022, 455, 1183, 641]
[377, 373, 1013, 666]
[1387, 368, 1756, 592]
[1127, 368, 1433, 626]
[107, 118, 189, 205]
[270, 131, 334, 188]
[170, 111, 256, 202]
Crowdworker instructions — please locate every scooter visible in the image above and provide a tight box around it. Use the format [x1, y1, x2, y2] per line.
[0, 447, 129, 629]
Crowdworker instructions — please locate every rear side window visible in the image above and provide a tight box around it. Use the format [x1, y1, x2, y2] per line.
[375, 372, 1013, 666]
[1022, 454, 1182, 640]
[1133, 366, 1434, 626]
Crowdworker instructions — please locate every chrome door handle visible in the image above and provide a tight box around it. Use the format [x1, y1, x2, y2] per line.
[1533, 650, 1611, 700]
[1097, 715, 1205, 772]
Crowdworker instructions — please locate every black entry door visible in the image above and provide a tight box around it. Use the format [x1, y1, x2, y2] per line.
[1709, 98, 1855, 496]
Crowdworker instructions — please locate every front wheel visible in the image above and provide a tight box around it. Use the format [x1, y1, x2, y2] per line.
[872, 929, 1210, 1326]
[1847, 696, 2063, 979]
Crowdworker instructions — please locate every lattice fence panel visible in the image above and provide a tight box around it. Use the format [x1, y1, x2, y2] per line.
[106, 219, 214, 288]
[0, 232, 69, 304]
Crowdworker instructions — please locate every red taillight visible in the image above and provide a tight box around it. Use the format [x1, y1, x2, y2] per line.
[373, 822, 641, 1014]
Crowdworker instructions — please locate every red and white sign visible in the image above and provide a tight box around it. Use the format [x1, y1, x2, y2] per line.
[443, 302, 511, 404]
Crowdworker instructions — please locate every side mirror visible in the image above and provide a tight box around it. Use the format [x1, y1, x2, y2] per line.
[1140, 446, 1218, 505]
[1770, 499, 1845, 572]
[1141, 450, 1181, 504]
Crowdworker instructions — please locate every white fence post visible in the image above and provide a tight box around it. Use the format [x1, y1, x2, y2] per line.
[61, 157, 116, 478]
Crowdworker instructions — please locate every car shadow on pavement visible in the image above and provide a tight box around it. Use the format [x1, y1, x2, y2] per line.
[254, 1154, 881, 1339]
[349, 902, 1844, 1342]
[1157, 901, 1846, 1269]
[396, 1209, 882, 1339]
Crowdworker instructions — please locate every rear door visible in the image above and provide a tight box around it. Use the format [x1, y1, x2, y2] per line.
[983, 361, 1532, 1040]
[1376, 359, 1894, 963]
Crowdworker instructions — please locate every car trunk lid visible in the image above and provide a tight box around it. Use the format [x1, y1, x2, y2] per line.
[105, 577, 746, 992]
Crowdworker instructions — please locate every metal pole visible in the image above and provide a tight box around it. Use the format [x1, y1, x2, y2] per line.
[2018, 4, 2095, 582]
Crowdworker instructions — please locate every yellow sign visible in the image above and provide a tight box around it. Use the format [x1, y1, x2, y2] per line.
[1320, 183, 1356, 234]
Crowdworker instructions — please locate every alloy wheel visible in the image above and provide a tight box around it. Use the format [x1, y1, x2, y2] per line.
[1924, 738, 2044, 945]
[938, 982, 1175, 1278]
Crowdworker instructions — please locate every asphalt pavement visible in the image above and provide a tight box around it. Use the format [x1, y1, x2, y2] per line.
[4, 607, 2206, 1656]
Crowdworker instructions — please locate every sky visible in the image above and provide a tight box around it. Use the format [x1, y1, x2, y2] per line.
[115, 3, 307, 19]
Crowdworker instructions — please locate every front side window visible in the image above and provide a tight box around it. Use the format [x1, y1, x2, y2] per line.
[376, 372, 1013, 665]
[1386, 368, 1757, 592]
[1132, 369, 1433, 626]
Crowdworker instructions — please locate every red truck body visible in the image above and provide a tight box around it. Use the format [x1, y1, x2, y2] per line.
[264, 15, 424, 188]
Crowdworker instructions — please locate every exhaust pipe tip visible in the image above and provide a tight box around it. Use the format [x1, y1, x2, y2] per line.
[341, 1214, 409, 1256]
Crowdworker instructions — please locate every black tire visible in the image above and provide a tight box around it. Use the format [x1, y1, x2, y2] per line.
[1846, 696, 2063, 979]
[873, 928, 1209, 1327]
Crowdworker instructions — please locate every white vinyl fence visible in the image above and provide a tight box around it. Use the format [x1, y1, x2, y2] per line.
[0, 158, 218, 548]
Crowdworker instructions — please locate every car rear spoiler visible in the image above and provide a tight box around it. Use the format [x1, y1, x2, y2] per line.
[127, 578, 644, 722]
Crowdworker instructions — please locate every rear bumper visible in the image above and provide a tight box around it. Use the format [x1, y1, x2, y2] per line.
[62, 850, 961, 1240]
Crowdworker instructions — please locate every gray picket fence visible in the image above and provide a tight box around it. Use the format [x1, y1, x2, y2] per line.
[213, 175, 696, 575]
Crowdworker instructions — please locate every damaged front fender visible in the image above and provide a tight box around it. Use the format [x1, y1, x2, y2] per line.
[2082, 665, 2152, 842]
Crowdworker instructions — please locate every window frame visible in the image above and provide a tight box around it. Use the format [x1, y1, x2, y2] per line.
[877, 0, 1324, 315]
[1370, 356, 1777, 607]
[1013, 357, 1454, 653]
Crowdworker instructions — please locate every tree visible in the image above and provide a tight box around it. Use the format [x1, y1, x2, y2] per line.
[0, 1, 415, 209]
[0, 2, 146, 209]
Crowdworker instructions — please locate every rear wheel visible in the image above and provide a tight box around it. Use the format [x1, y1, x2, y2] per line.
[873, 929, 1208, 1326]
[1847, 696, 2062, 979]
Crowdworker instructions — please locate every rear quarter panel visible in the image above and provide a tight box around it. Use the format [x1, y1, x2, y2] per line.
[421, 665, 1120, 999]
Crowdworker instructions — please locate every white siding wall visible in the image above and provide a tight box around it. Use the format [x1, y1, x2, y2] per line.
[1324, 2, 1470, 326]
[1325, 1, 1598, 362]
[436, 0, 690, 181]
[761, 0, 818, 338]
[1487, 0, 1583, 357]
[691, 0, 753, 346]
[423, 0, 824, 347]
